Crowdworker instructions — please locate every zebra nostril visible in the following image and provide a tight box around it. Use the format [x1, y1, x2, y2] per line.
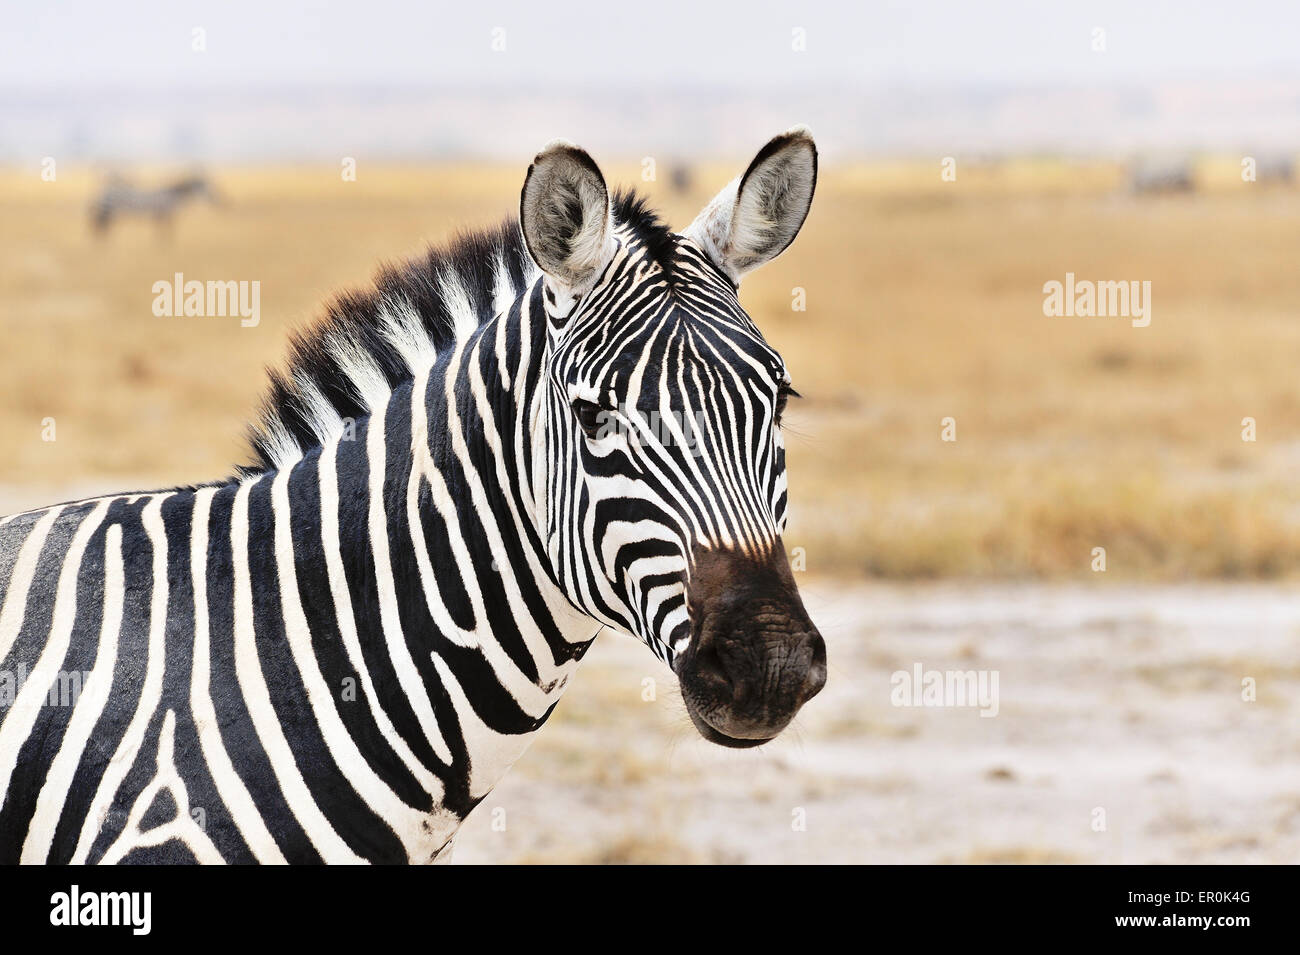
[690, 640, 732, 693]
[797, 631, 828, 703]
[801, 659, 827, 703]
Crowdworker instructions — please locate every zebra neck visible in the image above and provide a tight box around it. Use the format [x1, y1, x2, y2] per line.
[291, 306, 598, 810]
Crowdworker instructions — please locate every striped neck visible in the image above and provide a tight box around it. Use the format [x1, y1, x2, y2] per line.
[248, 274, 598, 825]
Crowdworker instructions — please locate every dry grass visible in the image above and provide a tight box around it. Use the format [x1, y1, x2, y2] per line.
[2, 158, 1298, 579]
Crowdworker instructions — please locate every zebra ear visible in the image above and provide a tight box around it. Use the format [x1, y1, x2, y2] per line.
[520, 140, 615, 289]
[685, 126, 817, 283]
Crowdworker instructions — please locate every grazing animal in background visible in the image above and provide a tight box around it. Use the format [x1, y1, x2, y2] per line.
[669, 162, 693, 194]
[1128, 157, 1195, 196]
[1252, 154, 1295, 185]
[90, 174, 219, 236]
[0, 129, 825, 864]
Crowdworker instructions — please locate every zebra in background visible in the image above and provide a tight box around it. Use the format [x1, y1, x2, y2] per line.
[1127, 157, 1195, 196]
[1252, 154, 1295, 185]
[90, 173, 220, 236]
[0, 129, 826, 863]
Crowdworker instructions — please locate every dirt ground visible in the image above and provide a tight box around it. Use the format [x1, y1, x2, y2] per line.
[453, 579, 1300, 864]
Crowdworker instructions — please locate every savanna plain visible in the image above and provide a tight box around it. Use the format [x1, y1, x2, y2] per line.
[1, 159, 1296, 862]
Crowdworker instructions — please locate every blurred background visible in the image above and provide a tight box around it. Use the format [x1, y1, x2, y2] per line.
[2, 0, 1298, 862]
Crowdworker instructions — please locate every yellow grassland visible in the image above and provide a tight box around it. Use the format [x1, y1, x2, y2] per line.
[1, 157, 1297, 579]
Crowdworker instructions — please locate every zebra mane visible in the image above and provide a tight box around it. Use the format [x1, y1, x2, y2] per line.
[242, 188, 678, 475]
[611, 189, 678, 279]
[242, 218, 534, 474]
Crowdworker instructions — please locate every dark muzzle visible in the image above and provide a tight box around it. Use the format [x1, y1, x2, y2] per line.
[675, 542, 826, 747]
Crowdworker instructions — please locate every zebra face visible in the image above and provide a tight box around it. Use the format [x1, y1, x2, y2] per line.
[520, 129, 826, 747]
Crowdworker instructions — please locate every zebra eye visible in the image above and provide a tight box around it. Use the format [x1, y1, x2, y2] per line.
[775, 383, 800, 426]
[572, 399, 605, 439]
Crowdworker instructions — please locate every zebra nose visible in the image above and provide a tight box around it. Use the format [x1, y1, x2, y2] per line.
[678, 542, 827, 745]
[679, 621, 825, 744]
[692, 624, 825, 708]
[732, 626, 826, 710]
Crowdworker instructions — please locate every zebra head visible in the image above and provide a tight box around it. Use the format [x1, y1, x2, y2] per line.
[520, 129, 826, 747]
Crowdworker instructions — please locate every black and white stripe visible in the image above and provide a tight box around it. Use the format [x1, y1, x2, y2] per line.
[0, 129, 820, 862]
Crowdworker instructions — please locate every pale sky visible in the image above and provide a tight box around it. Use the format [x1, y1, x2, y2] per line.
[3, 0, 1298, 90]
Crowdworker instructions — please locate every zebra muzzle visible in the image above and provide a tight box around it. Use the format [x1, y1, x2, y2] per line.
[676, 543, 827, 748]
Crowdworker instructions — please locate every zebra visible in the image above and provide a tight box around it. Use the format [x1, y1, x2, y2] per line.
[90, 174, 219, 236]
[1127, 157, 1195, 196]
[0, 128, 826, 864]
